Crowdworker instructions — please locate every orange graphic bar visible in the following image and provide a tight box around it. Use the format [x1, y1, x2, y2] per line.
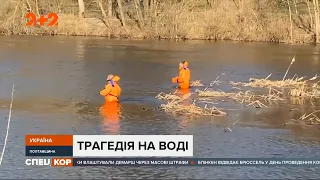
[52, 158, 73, 167]
[26, 135, 73, 146]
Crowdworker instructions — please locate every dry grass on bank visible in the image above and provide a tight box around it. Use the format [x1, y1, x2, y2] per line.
[0, 0, 316, 43]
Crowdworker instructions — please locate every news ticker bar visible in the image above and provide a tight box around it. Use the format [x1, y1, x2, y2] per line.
[27, 158, 320, 167]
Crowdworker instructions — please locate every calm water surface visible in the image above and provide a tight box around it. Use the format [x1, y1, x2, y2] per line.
[0, 36, 320, 179]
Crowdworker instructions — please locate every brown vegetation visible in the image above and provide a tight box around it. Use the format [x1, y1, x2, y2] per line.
[155, 56, 320, 125]
[229, 75, 307, 88]
[0, 0, 320, 43]
[156, 90, 227, 116]
[190, 80, 204, 87]
[292, 110, 320, 125]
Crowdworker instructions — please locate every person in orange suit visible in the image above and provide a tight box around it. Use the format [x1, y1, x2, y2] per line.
[172, 61, 191, 89]
[99, 102, 121, 134]
[100, 74, 121, 103]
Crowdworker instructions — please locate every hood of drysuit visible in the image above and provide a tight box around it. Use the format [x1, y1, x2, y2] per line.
[180, 61, 189, 70]
[112, 76, 120, 82]
[106, 76, 120, 87]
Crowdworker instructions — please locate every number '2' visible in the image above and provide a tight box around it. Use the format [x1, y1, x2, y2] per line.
[48, 13, 58, 26]
[25, 12, 36, 26]
[25, 12, 58, 26]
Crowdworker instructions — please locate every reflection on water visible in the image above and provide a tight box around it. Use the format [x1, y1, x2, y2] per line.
[75, 37, 85, 58]
[99, 103, 122, 134]
[0, 36, 320, 179]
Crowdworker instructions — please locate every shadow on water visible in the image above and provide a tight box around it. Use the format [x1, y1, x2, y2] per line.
[0, 36, 320, 179]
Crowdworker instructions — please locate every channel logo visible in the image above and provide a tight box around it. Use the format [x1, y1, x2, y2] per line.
[25, 158, 73, 166]
[25, 159, 51, 166]
[52, 158, 73, 166]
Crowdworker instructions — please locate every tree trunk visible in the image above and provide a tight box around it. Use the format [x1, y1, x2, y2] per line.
[134, 0, 144, 28]
[97, 0, 107, 19]
[306, 0, 313, 28]
[108, 0, 112, 17]
[78, 0, 85, 18]
[116, 0, 126, 27]
[150, 0, 156, 27]
[35, 0, 40, 17]
[313, 0, 320, 43]
[206, 0, 214, 7]
[96, 0, 110, 36]
[143, 0, 149, 18]
[293, 0, 298, 14]
[150, 0, 154, 11]
[287, 0, 293, 43]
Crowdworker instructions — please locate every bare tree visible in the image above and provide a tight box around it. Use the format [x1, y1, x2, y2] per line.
[143, 0, 148, 18]
[96, 0, 110, 37]
[306, 0, 313, 28]
[134, 0, 144, 28]
[108, 0, 112, 17]
[97, 0, 107, 19]
[313, 0, 320, 43]
[78, 0, 85, 18]
[293, 0, 298, 14]
[35, 0, 40, 17]
[116, 0, 126, 27]
[286, 0, 294, 43]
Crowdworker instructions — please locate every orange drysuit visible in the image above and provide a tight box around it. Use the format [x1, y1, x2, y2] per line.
[172, 62, 191, 89]
[100, 76, 121, 103]
[179, 88, 190, 96]
[99, 103, 121, 134]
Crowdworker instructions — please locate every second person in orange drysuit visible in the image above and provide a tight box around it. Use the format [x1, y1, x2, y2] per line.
[172, 61, 191, 89]
[100, 74, 121, 103]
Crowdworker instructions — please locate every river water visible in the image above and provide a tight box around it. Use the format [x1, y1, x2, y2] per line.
[0, 36, 320, 179]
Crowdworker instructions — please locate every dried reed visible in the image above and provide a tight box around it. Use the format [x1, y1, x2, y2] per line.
[260, 87, 284, 101]
[156, 88, 226, 116]
[196, 87, 283, 108]
[156, 68, 319, 118]
[155, 92, 181, 100]
[282, 56, 296, 82]
[297, 110, 320, 125]
[230, 90, 256, 103]
[195, 89, 235, 97]
[204, 76, 222, 91]
[190, 80, 204, 87]
[160, 100, 227, 116]
[230, 77, 306, 88]
[230, 73, 318, 89]
[289, 82, 320, 98]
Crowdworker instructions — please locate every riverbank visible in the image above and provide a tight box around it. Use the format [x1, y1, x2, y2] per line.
[0, 0, 318, 44]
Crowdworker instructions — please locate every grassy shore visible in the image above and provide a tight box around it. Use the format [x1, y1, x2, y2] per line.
[0, 0, 318, 44]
